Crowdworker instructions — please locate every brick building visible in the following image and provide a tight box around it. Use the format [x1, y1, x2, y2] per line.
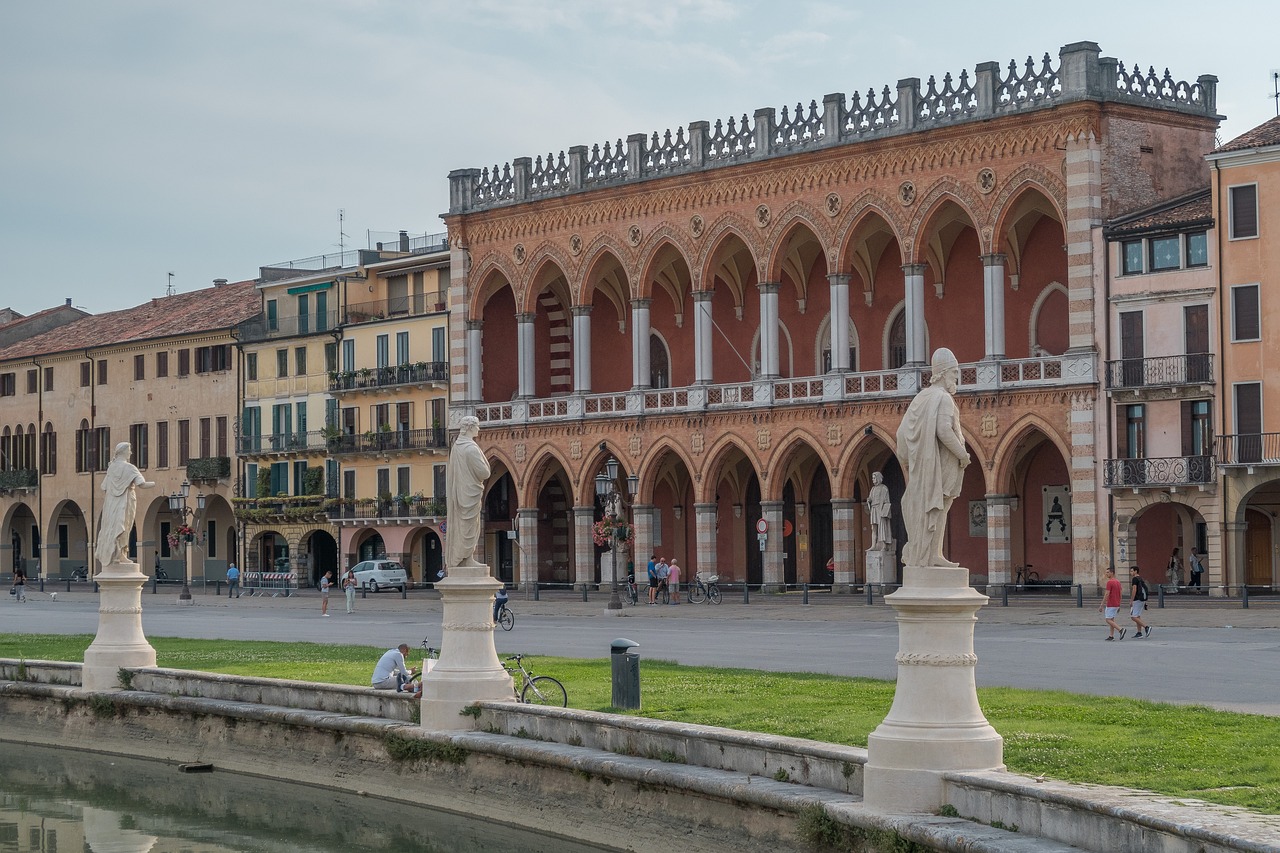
[442, 41, 1220, 591]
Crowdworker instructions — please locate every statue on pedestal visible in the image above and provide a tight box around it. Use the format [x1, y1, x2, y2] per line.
[445, 416, 490, 568]
[867, 471, 893, 551]
[95, 442, 154, 568]
[895, 348, 969, 568]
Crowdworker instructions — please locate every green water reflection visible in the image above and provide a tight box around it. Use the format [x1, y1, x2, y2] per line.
[0, 743, 618, 852]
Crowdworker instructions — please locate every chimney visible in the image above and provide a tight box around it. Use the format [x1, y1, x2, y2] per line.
[213, 278, 228, 287]
[399, 230, 409, 252]
[65, 298, 72, 306]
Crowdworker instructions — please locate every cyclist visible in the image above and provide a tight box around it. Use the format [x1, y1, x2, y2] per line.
[493, 585, 509, 623]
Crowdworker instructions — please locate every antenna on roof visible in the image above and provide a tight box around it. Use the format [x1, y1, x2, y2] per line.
[1272, 70, 1279, 117]
[337, 209, 350, 257]
[167, 271, 175, 297]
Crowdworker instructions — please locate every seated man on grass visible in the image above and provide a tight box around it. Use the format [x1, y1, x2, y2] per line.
[371, 643, 416, 692]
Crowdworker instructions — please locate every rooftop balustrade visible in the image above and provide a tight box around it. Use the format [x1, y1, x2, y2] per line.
[1103, 456, 1215, 488]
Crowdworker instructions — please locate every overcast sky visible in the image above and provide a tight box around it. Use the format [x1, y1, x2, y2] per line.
[2, 2, 1276, 317]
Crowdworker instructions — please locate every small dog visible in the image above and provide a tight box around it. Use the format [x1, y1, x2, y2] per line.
[49, 592, 57, 601]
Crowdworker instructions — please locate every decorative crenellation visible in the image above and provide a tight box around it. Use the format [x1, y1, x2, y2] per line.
[456, 42, 1216, 214]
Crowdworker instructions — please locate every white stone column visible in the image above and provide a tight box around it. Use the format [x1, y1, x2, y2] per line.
[82, 560, 157, 692]
[758, 282, 780, 378]
[516, 312, 536, 398]
[572, 505, 596, 589]
[466, 320, 483, 403]
[831, 498, 857, 586]
[985, 494, 1013, 589]
[902, 264, 927, 366]
[828, 274, 852, 372]
[516, 508, 539, 590]
[981, 254, 1006, 360]
[693, 291, 714, 384]
[571, 305, 592, 394]
[760, 500, 784, 590]
[632, 504, 654, 570]
[693, 502, 718, 580]
[631, 298, 651, 389]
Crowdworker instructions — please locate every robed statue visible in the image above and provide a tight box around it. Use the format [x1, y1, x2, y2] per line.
[867, 471, 893, 551]
[445, 416, 490, 568]
[95, 442, 155, 568]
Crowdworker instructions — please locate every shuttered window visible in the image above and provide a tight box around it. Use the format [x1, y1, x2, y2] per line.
[1229, 185, 1258, 239]
[1232, 284, 1260, 341]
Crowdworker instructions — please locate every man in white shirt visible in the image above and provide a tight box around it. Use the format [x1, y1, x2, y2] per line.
[371, 643, 415, 691]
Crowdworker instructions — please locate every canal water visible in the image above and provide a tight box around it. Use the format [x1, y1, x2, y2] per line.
[0, 743, 619, 852]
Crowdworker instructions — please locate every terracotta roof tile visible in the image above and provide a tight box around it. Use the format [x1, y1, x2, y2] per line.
[1215, 115, 1280, 154]
[1105, 189, 1213, 237]
[0, 281, 260, 362]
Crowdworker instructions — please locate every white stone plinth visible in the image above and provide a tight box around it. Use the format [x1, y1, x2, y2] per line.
[864, 546, 896, 586]
[82, 561, 157, 692]
[420, 563, 515, 730]
[863, 565, 1004, 813]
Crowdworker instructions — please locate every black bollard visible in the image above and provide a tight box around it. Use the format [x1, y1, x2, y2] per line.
[1075, 584, 1083, 608]
[1002, 584, 1009, 607]
[802, 583, 809, 605]
[533, 582, 540, 601]
[742, 582, 750, 604]
[1242, 584, 1249, 609]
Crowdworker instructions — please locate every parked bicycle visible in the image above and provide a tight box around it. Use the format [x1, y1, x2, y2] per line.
[503, 654, 567, 706]
[687, 572, 722, 604]
[1013, 564, 1039, 587]
[621, 573, 638, 605]
[406, 638, 440, 688]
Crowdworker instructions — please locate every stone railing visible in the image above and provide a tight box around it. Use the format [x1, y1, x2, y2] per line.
[1103, 456, 1215, 488]
[470, 353, 1094, 427]
[451, 42, 1217, 213]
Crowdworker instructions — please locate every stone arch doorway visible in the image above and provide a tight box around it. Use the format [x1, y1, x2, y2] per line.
[356, 531, 386, 562]
[248, 530, 289, 573]
[306, 530, 338, 584]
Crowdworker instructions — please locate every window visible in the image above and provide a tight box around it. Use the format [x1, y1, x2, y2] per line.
[241, 407, 261, 452]
[156, 421, 169, 468]
[396, 331, 410, 366]
[433, 464, 446, 498]
[129, 423, 149, 469]
[216, 416, 227, 457]
[26, 369, 37, 394]
[80, 362, 91, 387]
[266, 299, 279, 331]
[888, 311, 907, 369]
[246, 463, 258, 496]
[1148, 236, 1180, 272]
[342, 339, 355, 372]
[432, 326, 446, 363]
[272, 403, 293, 447]
[270, 462, 288, 496]
[1232, 284, 1260, 341]
[1229, 184, 1259, 239]
[326, 459, 339, 497]
[295, 346, 307, 376]
[315, 291, 329, 333]
[177, 349, 190, 376]
[1122, 240, 1144, 275]
[1186, 232, 1208, 267]
[40, 423, 56, 475]
[343, 469, 356, 500]
[297, 294, 310, 335]
[1183, 400, 1212, 457]
[397, 466, 411, 496]
[293, 460, 307, 494]
[276, 348, 288, 378]
[43, 366, 53, 392]
[97, 359, 107, 385]
[324, 342, 337, 373]
[156, 351, 169, 377]
[0, 373, 13, 397]
[376, 467, 391, 498]
[1119, 404, 1146, 459]
[246, 353, 257, 381]
[199, 417, 211, 458]
[178, 419, 191, 465]
[373, 403, 390, 430]
[195, 345, 231, 373]
[376, 335, 389, 369]
[296, 401, 308, 435]
[1235, 382, 1263, 463]
[397, 401, 411, 432]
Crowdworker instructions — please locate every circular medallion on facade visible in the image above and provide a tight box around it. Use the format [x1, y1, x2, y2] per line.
[826, 192, 842, 217]
[628, 225, 642, 247]
[690, 214, 704, 238]
[898, 181, 916, 206]
[977, 167, 996, 194]
[513, 243, 526, 264]
[756, 204, 771, 228]
[569, 234, 582, 256]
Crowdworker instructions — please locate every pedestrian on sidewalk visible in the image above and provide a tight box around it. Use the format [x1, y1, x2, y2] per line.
[1129, 567, 1151, 638]
[320, 570, 332, 617]
[668, 559, 681, 604]
[1099, 567, 1125, 640]
[226, 563, 240, 598]
[1166, 548, 1183, 594]
[12, 567, 26, 603]
[647, 554, 659, 605]
[342, 566, 357, 613]
[1188, 549, 1205, 592]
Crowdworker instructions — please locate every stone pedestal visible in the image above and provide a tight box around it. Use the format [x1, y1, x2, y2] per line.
[420, 563, 515, 730]
[864, 545, 896, 586]
[863, 565, 1004, 813]
[82, 561, 156, 692]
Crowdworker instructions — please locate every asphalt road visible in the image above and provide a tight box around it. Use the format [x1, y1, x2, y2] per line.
[5, 586, 1279, 715]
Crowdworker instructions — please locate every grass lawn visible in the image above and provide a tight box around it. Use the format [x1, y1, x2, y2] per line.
[4, 633, 1278, 814]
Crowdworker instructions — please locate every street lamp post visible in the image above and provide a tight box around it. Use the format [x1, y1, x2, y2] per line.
[595, 456, 639, 611]
[167, 478, 206, 604]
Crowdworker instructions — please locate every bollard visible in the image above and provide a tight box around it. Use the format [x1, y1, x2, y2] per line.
[1002, 584, 1009, 607]
[362, 585, 368, 599]
[743, 582, 750, 604]
[401, 584, 408, 600]
[610, 638, 641, 710]
[66, 579, 72, 593]
[866, 583, 874, 605]
[533, 583, 540, 601]
[215, 581, 223, 596]
[582, 585, 588, 602]
[1157, 585, 1165, 608]
[38, 578, 44, 593]
[152, 578, 158, 594]
[1242, 584, 1249, 609]
[1075, 584, 1083, 608]
[802, 583, 809, 605]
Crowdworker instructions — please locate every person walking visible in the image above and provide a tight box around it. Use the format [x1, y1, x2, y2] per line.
[1098, 568, 1125, 640]
[226, 563, 240, 598]
[320, 570, 333, 617]
[1166, 548, 1183, 594]
[1129, 567, 1151, 638]
[1188, 549, 1205, 593]
[342, 566, 357, 614]
[668, 559, 681, 604]
[12, 567, 26, 603]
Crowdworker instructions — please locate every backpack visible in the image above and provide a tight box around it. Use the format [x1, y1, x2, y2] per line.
[1135, 577, 1149, 602]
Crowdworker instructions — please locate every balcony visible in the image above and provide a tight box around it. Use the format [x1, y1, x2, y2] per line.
[327, 496, 446, 523]
[328, 427, 448, 455]
[237, 431, 331, 457]
[1103, 456, 1215, 489]
[0, 469, 38, 491]
[1104, 354, 1213, 397]
[234, 310, 340, 343]
[344, 292, 448, 326]
[329, 362, 449, 393]
[472, 353, 1097, 427]
[1216, 434, 1280, 467]
[232, 496, 328, 524]
[186, 456, 231, 482]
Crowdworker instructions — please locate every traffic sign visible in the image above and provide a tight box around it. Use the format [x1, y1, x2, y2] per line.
[755, 518, 768, 534]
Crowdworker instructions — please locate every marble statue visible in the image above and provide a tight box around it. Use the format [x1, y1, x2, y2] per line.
[95, 442, 155, 568]
[444, 416, 490, 568]
[867, 471, 893, 550]
[895, 348, 969, 568]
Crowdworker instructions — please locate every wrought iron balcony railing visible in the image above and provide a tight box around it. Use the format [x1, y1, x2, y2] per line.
[1104, 354, 1213, 390]
[328, 427, 447, 455]
[327, 497, 447, 521]
[1215, 433, 1280, 466]
[329, 361, 449, 392]
[237, 431, 331, 455]
[1103, 456, 1215, 488]
[344, 292, 448, 326]
[234, 310, 340, 343]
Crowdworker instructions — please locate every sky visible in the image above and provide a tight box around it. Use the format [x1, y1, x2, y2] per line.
[2, 1, 1277, 317]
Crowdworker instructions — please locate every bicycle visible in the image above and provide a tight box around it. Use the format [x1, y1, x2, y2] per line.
[687, 572, 722, 604]
[503, 653, 567, 706]
[1013, 564, 1039, 588]
[406, 638, 440, 689]
[647, 578, 669, 605]
[495, 601, 515, 631]
[621, 574, 638, 605]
